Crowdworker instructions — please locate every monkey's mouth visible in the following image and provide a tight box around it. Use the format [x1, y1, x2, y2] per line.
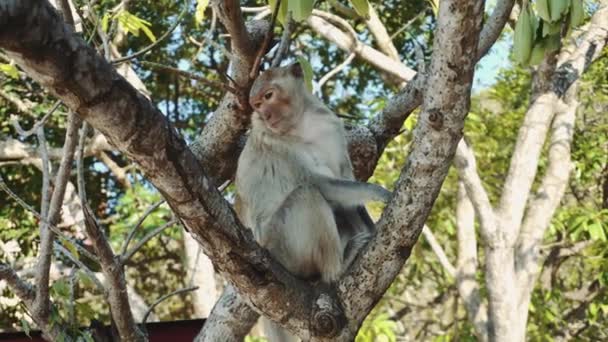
[267, 118, 282, 129]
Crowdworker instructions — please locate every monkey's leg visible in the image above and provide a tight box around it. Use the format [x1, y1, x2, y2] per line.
[262, 184, 343, 283]
[259, 185, 342, 342]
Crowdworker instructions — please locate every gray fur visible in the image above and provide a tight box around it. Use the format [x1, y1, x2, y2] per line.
[237, 64, 391, 342]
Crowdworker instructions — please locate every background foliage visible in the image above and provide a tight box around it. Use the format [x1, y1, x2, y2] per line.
[1, 0, 606, 340]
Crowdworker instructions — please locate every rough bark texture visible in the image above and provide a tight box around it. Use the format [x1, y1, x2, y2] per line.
[450, 4, 608, 341]
[0, 0, 543, 340]
[336, 0, 485, 337]
[190, 0, 263, 183]
[366, 0, 515, 175]
[184, 233, 218, 318]
[455, 181, 488, 341]
[195, 285, 260, 342]
[307, 15, 416, 82]
[0, 1, 343, 339]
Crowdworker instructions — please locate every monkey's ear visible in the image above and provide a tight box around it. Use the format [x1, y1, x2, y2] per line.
[289, 62, 304, 78]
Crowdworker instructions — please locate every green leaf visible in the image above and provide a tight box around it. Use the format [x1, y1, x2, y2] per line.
[529, 33, 561, 65]
[426, 0, 439, 16]
[77, 270, 95, 288]
[268, 0, 289, 25]
[288, 0, 314, 21]
[542, 20, 561, 37]
[549, 0, 570, 22]
[52, 279, 70, 299]
[404, 115, 416, 131]
[296, 56, 314, 92]
[195, 0, 209, 24]
[513, 4, 535, 65]
[529, 42, 547, 66]
[569, 0, 584, 27]
[62, 238, 80, 259]
[114, 10, 157, 43]
[21, 319, 31, 338]
[587, 222, 606, 241]
[0, 63, 19, 79]
[101, 13, 111, 33]
[81, 332, 95, 342]
[351, 0, 371, 19]
[536, 0, 552, 22]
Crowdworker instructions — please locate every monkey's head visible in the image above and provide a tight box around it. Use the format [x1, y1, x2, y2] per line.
[249, 63, 307, 135]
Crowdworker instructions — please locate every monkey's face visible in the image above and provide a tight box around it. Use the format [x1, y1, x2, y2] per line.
[249, 63, 307, 135]
[250, 85, 297, 135]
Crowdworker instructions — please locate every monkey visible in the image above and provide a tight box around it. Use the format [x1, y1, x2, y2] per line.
[235, 62, 390, 341]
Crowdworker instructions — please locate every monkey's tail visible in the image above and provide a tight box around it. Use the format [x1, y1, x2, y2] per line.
[315, 176, 392, 207]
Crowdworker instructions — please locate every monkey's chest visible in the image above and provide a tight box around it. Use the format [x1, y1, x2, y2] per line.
[301, 143, 341, 178]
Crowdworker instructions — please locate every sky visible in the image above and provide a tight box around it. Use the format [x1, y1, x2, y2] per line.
[472, 0, 513, 92]
[473, 38, 512, 92]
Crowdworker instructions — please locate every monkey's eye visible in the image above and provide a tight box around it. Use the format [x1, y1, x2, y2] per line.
[264, 91, 273, 100]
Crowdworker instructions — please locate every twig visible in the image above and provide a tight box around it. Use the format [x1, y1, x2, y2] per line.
[218, 179, 232, 192]
[413, 39, 426, 74]
[0, 89, 36, 118]
[121, 219, 179, 264]
[0, 172, 98, 263]
[97, 151, 131, 189]
[36, 126, 52, 223]
[54, 243, 105, 292]
[68, 268, 77, 331]
[271, 14, 294, 67]
[189, 6, 218, 64]
[0, 263, 35, 303]
[421, 225, 456, 278]
[81, 204, 146, 341]
[390, 11, 425, 40]
[58, 0, 75, 27]
[188, 35, 236, 61]
[336, 113, 362, 121]
[141, 61, 241, 95]
[76, 122, 90, 203]
[10, 100, 63, 138]
[249, 0, 281, 79]
[112, 0, 191, 64]
[33, 113, 82, 317]
[317, 52, 355, 90]
[240, 6, 268, 13]
[141, 286, 199, 325]
[312, 9, 358, 42]
[121, 200, 165, 255]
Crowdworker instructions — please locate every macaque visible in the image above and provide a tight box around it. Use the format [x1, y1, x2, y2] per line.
[235, 63, 390, 341]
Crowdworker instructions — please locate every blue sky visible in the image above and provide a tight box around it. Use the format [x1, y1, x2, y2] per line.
[472, 0, 512, 92]
[473, 37, 512, 92]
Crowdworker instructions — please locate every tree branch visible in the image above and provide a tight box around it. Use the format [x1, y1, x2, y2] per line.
[421, 225, 456, 277]
[0, 2, 332, 338]
[121, 219, 179, 264]
[454, 181, 488, 341]
[196, 285, 260, 342]
[337, 0, 485, 335]
[307, 13, 416, 82]
[514, 81, 578, 320]
[190, 0, 268, 183]
[365, 5, 400, 61]
[33, 113, 81, 321]
[498, 3, 608, 241]
[0, 263, 35, 305]
[367, 0, 515, 171]
[454, 140, 498, 243]
[81, 205, 146, 341]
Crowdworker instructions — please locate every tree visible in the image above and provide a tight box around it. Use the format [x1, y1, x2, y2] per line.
[0, 0, 606, 341]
